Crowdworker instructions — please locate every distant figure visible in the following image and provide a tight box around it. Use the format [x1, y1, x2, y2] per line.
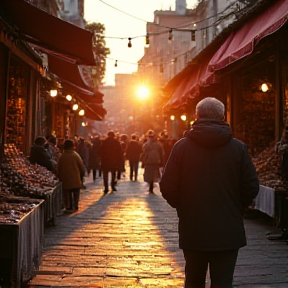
[116, 134, 128, 181]
[89, 136, 102, 181]
[142, 129, 164, 193]
[57, 139, 86, 211]
[100, 131, 123, 194]
[76, 137, 89, 173]
[45, 135, 61, 172]
[125, 134, 142, 181]
[160, 97, 259, 288]
[159, 130, 172, 166]
[29, 136, 55, 172]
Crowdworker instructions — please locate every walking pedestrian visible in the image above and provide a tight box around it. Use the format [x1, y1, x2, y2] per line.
[89, 135, 102, 181]
[125, 134, 142, 181]
[57, 139, 86, 212]
[142, 129, 164, 193]
[159, 97, 259, 288]
[100, 130, 123, 194]
[76, 137, 89, 188]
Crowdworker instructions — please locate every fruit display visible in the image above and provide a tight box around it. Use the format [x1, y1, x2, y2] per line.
[252, 142, 287, 192]
[0, 143, 59, 199]
[0, 192, 42, 224]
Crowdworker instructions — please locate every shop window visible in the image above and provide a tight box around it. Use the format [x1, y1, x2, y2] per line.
[234, 75, 275, 157]
[5, 58, 29, 152]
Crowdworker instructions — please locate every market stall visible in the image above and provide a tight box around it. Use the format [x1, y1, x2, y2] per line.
[255, 185, 275, 218]
[0, 193, 44, 287]
[1, 143, 62, 225]
[252, 143, 288, 233]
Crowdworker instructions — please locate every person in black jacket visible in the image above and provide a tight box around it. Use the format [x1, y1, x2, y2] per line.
[125, 134, 142, 181]
[100, 130, 123, 194]
[29, 136, 55, 172]
[160, 97, 259, 288]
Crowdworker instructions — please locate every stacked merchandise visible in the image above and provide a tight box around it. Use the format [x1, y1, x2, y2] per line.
[252, 142, 287, 192]
[0, 143, 59, 199]
[0, 192, 42, 224]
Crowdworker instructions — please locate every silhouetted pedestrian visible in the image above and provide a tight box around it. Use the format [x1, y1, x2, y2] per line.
[142, 129, 164, 193]
[126, 134, 142, 181]
[100, 131, 123, 194]
[160, 97, 259, 288]
[57, 139, 86, 212]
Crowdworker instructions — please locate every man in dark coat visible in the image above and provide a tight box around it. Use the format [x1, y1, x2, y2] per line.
[29, 136, 55, 172]
[160, 97, 259, 288]
[89, 135, 102, 181]
[100, 130, 123, 193]
[125, 134, 142, 181]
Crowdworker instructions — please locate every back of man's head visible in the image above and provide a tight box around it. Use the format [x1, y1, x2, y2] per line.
[34, 136, 46, 146]
[195, 97, 225, 120]
[107, 130, 115, 138]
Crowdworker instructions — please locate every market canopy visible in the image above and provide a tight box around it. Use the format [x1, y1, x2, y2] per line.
[208, 0, 288, 74]
[83, 104, 107, 121]
[163, 0, 288, 113]
[0, 0, 95, 65]
[163, 55, 215, 113]
[47, 54, 103, 103]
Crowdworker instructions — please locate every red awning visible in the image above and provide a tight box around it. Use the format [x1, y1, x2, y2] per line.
[0, 0, 95, 65]
[163, 55, 215, 113]
[208, 0, 288, 74]
[83, 104, 107, 121]
[47, 54, 103, 104]
[163, 74, 193, 112]
[48, 55, 93, 93]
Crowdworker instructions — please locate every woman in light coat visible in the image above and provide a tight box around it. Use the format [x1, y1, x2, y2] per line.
[57, 139, 86, 211]
[142, 130, 165, 193]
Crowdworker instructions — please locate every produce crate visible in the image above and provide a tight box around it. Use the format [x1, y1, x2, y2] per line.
[0, 196, 44, 287]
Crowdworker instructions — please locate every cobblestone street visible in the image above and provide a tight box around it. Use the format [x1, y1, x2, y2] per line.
[28, 168, 288, 288]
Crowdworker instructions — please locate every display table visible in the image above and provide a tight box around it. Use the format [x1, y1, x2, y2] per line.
[43, 182, 62, 226]
[0, 199, 44, 287]
[255, 184, 275, 218]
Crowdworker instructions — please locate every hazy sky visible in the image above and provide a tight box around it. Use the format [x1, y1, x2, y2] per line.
[84, 0, 198, 86]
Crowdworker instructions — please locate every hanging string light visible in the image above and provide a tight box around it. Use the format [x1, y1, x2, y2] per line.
[79, 109, 85, 116]
[128, 37, 132, 48]
[50, 89, 57, 97]
[168, 29, 173, 43]
[66, 94, 72, 101]
[145, 34, 149, 46]
[72, 104, 79, 111]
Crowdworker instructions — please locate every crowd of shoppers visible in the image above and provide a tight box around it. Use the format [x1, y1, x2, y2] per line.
[28, 129, 176, 210]
[27, 97, 261, 287]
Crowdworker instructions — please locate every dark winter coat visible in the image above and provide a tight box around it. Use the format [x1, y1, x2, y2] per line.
[159, 119, 259, 251]
[100, 136, 123, 171]
[29, 145, 55, 172]
[89, 138, 101, 170]
[126, 140, 142, 162]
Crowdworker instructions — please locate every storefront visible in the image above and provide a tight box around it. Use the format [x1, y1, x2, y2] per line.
[162, 0, 288, 231]
[0, 1, 101, 285]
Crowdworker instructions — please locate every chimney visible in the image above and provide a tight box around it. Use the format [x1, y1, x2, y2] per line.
[176, 0, 186, 15]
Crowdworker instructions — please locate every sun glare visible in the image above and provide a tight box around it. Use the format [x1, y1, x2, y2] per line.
[137, 86, 150, 100]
